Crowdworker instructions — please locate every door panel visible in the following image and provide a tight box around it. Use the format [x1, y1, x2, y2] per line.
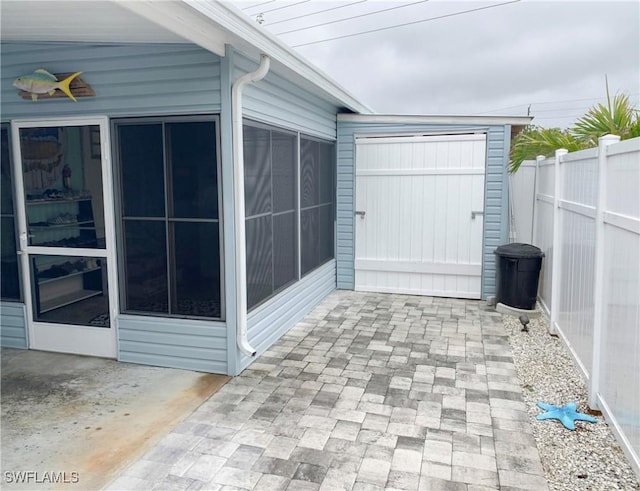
[12, 118, 117, 357]
[354, 134, 486, 299]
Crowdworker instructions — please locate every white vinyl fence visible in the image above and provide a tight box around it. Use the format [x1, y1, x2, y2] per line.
[508, 161, 536, 243]
[528, 135, 640, 476]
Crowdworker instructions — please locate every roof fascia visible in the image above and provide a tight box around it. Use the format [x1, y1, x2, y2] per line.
[338, 114, 533, 126]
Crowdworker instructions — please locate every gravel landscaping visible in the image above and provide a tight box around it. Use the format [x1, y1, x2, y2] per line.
[503, 311, 639, 490]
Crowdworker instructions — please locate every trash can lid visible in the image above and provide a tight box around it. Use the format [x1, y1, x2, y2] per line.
[494, 243, 544, 258]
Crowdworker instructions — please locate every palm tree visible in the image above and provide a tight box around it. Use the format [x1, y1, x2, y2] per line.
[509, 126, 582, 173]
[510, 90, 639, 173]
[572, 92, 640, 146]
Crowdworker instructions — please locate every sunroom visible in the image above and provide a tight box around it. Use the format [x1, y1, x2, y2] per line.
[0, 0, 370, 376]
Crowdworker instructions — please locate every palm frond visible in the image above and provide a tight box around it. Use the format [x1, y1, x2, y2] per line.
[510, 89, 639, 173]
[572, 93, 640, 144]
[509, 127, 583, 173]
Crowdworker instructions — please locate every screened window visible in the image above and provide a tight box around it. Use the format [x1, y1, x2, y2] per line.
[300, 137, 335, 276]
[116, 119, 222, 319]
[244, 123, 297, 309]
[1, 126, 22, 301]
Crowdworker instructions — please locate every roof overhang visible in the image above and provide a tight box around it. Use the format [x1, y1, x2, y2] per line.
[0, 0, 373, 114]
[338, 114, 533, 126]
[338, 114, 533, 139]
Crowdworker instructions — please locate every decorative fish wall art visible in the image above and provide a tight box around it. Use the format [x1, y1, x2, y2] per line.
[13, 69, 82, 102]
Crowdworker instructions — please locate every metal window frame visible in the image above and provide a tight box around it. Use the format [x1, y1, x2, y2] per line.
[242, 118, 300, 311]
[111, 115, 225, 321]
[299, 135, 336, 278]
[0, 124, 24, 303]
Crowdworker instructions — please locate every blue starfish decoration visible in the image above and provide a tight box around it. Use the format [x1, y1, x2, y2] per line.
[536, 402, 598, 430]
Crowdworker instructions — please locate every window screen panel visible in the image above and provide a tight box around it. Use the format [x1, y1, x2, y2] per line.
[1, 217, 20, 301]
[119, 124, 165, 217]
[244, 125, 271, 217]
[300, 138, 319, 208]
[168, 121, 218, 219]
[117, 119, 222, 320]
[172, 221, 221, 317]
[319, 141, 335, 204]
[123, 219, 168, 313]
[301, 207, 319, 276]
[272, 131, 296, 214]
[1, 127, 21, 301]
[318, 204, 334, 265]
[246, 215, 273, 309]
[273, 211, 296, 291]
[1, 128, 13, 216]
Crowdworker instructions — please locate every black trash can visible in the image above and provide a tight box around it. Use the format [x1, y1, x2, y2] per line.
[494, 243, 544, 310]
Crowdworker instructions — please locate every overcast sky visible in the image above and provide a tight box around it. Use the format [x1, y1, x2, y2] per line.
[232, 0, 639, 128]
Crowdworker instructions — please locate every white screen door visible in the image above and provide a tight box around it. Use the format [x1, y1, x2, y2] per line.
[354, 133, 486, 299]
[11, 117, 118, 357]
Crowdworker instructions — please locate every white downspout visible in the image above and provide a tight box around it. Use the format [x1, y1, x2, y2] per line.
[232, 54, 271, 357]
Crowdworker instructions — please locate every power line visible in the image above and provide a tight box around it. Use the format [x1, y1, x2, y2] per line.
[253, 0, 311, 16]
[534, 115, 586, 121]
[264, 0, 368, 27]
[275, 0, 431, 36]
[242, 1, 275, 11]
[291, 0, 521, 47]
[478, 92, 640, 114]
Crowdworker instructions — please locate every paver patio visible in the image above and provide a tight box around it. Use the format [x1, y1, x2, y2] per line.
[108, 291, 548, 491]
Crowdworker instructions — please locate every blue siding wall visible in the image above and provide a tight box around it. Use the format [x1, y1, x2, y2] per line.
[1, 41, 227, 372]
[1, 43, 221, 120]
[118, 316, 227, 373]
[233, 51, 338, 140]
[0, 302, 27, 349]
[336, 121, 511, 300]
[240, 260, 336, 373]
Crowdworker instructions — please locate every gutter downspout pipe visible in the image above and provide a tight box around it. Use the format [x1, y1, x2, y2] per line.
[232, 54, 271, 357]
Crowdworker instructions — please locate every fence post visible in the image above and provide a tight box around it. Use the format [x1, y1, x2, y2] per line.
[549, 148, 568, 335]
[531, 155, 545, 246]
[589, 134, 621, 409]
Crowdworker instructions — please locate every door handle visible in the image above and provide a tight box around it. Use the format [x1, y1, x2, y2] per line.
[471, 211, 484, 219]
[355, 211, 366, 219]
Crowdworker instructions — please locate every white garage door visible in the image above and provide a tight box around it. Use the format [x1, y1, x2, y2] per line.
[354, 133, 486, 299]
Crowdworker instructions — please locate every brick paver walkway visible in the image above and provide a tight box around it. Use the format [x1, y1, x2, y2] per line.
[108, 291, 548, 490]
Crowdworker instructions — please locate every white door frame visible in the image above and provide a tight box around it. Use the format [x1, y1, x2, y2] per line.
[11, 116, 119, 357]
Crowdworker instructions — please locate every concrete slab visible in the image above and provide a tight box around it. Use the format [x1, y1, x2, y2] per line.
[1, 349, 229, 490]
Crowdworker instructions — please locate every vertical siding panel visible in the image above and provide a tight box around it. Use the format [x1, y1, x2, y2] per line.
[482, 126, 507, 298]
